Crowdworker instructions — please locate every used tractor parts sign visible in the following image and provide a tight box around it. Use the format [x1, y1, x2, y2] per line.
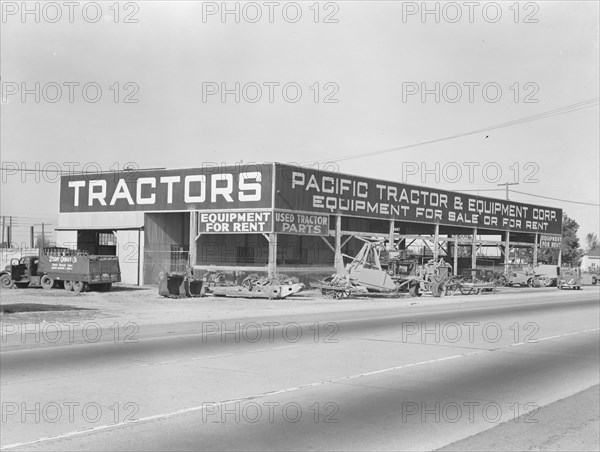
[274, 211, 329, 235]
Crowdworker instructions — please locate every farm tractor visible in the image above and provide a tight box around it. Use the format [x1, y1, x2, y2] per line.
[312, 239, 456, 298]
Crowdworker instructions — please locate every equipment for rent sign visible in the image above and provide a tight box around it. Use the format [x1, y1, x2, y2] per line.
[275, 164, 562, 235]
[198, 211, 272, 233]
[539, 234, 562, 249]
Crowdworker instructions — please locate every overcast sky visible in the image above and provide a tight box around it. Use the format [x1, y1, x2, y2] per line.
[1, 1, 598, 246]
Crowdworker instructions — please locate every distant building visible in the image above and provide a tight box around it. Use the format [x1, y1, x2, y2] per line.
[580, 248, 600, 271]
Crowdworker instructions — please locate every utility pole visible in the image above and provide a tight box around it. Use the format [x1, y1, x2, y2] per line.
[497, 182, 519, 201]
[7, 216, 12, 246]
[41, 223, 45, 248]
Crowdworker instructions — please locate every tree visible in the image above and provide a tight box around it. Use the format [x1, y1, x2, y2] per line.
[584, 232, 599, 253]
[34, 235, 51, 249]
[540, 213, 581, 265]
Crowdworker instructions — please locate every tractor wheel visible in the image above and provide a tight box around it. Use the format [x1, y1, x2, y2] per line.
[72, 281, 86, 293]
[431, 282, 446, 298]
[495, 275, 508, 287]
[409, 285, 420, 297]
[459, 286, 473, 295]
[322, 289, 336, 299]
[40, 275, 54, 290]
[64, 280, 74, 291]
[0, 274, 14, 289]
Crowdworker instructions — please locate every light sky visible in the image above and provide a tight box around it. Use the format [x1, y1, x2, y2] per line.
[1, 1, 599, 247]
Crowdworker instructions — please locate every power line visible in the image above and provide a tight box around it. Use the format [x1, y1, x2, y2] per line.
[304, 98, 599, 164]
[510, 190, 600, 207]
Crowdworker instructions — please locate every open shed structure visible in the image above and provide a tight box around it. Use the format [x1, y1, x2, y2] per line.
[56, 163, 563, 285]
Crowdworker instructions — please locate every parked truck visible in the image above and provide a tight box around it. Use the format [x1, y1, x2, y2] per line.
[0, 247, 120, 293]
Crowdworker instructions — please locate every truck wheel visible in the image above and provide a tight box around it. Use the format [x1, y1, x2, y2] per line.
[40, 275, 54, 290]
[0, 274, 14, 289]
[72, 281, 86, 293]
[64, 280, 74, 291]
[104, 283, 112, 291]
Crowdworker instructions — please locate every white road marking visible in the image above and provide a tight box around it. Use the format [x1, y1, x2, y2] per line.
[1, 327, 598, 450]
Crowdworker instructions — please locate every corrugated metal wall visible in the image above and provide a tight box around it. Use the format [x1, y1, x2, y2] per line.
[144, 213, 189, 285]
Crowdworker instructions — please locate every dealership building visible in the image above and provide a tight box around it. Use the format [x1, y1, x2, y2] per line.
[56, 163, 563, 285]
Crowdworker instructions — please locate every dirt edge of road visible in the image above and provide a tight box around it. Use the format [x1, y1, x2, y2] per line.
[437, 384, 600, 451]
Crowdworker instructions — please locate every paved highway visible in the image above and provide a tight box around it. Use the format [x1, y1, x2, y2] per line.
[1, 289, 598, 451]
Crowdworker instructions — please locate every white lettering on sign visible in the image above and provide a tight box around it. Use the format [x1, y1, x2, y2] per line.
[199, 211, 272, 234]
[67, 172, 263, 207]
[110, 179, 134, 205]
[185, 175, 206, 203]
[136, 178, 156, 204]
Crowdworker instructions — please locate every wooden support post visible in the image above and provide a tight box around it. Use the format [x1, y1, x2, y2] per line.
[433, 224, 439, 260]
[189, 211, 198, 266]
[557, 248, 562, 268]
[388, 220, 395, 250]
[471, 227, 477, 268]
[268, 233, 278, 277]
[533, 233, 538, 267]
[334, 215, 344, 274]
[504, 231, 510, 265]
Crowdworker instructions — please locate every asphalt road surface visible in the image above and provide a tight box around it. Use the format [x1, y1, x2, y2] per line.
[1, 289, 599, 451]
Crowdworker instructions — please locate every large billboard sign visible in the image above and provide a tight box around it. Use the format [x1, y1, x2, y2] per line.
[274, 164, 562, 235]
[60, 165, 273, 213]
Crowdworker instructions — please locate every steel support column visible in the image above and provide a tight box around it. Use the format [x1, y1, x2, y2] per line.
[504, 231, 511, 265]
[433, 224, 440, 260]
[471, 227, 477, 268]
[334, 215, 344, 274]
[268, 233, 278, 277]
[189, 211, 197, 266]
[388, 220, 395, 250]
[533, 233, 539, 267]
[452, 235, 458, 275]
